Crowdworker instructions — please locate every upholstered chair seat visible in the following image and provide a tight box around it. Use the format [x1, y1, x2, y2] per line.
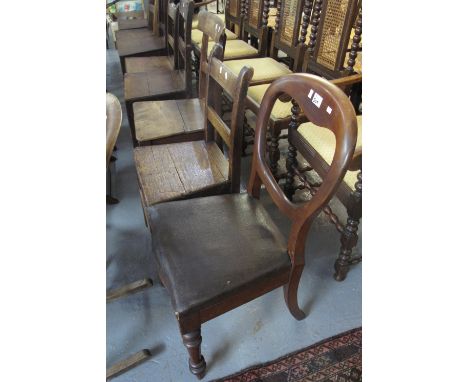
[224, 58, 291, 85]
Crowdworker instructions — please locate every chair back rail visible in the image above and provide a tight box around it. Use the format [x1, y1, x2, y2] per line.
[248, 73, 357, 262]
[204, 48, 254, 192]
[305, 0, 360, 79]
[166, 1, 179, 69]
[177, 0, 195, 98]
[271, 0, 309, 70]
[197, 11, 227, 98]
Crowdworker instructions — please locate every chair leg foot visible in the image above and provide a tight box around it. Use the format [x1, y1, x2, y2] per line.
[107, 195, 120, 204]
[182, 329, 206, 379]
[284, 265, 306, 321]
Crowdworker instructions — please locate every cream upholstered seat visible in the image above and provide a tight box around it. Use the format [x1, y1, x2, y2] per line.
[247, 84, 294, 120]
[192, 12, 225, 29]
[223, 58, 291, 85]
[206, 39, 258, 60]
[297, 115, 362, 189]
[192, 28, 237, 44]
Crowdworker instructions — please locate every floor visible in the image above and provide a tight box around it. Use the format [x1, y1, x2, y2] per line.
[106, 40, 361, 381]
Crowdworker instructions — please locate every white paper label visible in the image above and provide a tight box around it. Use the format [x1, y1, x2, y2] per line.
[308, 89, 314, 99]
[326, 106, 333, 114]
[312, 92, 323, 108]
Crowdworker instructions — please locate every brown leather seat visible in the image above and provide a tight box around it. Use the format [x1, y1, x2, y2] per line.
[147, 193, 291, 315]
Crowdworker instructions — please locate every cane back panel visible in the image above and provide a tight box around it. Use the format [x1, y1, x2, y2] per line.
[311, 0, 358, 77]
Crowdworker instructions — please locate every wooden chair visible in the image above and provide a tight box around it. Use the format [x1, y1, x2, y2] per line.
[116, 0, 155, 31]
[124, 0, 195, 146]
[192, 0, 260, 62]
[106, 93, 122, 204]
[218, 0, 294, 85]
[116, 0, 169, 73]
[287, 3, 362, 281]
[131, 11, 227, 146]
[144, 73, 357, 379]
[133, 52, 253, 220]
[124, 1, 218, 75]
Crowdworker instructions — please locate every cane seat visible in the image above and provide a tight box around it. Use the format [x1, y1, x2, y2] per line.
[146, 193, 291, 314]
[134, 141, 229, 207]
[297, 115, 362, 188]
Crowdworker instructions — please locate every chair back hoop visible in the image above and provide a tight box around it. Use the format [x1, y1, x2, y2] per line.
[307, 0, 359, 78]
[225, 0, 243, 32]
[106, 93, 122, 167]
[204, 54, 253, 191]
[198, 11, 227, 99]
[271, 0, 308, 68]
[248, 73, 357, 251]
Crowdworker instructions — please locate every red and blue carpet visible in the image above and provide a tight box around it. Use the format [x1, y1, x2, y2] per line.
[211, 328, 362, 382]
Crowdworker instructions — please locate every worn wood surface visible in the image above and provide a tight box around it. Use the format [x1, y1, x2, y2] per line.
[134, 141, 229, 206]
[106, 349, 152, 380]
[124, 70, 186, 100]
[125, 56, 173, 74]
[133, 99, 205, 142]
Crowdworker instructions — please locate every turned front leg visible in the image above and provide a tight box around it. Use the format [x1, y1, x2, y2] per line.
[182, 329, 206, 379]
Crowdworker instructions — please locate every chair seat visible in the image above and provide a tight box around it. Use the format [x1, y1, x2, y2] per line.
[134, 141, 229, 207]
[247, 83, 294, 120]
[133, 98, 204, 142]
[118, 18, 149, 30]
[192, 12, 224, 29]
[207, 39, 258, 60]
[125, 56, 173, 74]
[223, 58, 291, 85]
[146, 193, 291, 315]
[297, 115, 362, 188]
[124, 70, 186, 101]
[192, 28, 237, 45]
[116, 33, 165, 57]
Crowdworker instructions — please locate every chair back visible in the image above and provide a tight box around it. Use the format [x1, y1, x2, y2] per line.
[106, 93, 122, 167]
[197, 11, 227, 99]
[166, 0, 179, 70]
[177, 0, 195, 97]
[225, 0, 244, 35]
[242, 0, 270, 56]
[305, 0, 361, 79]
[204, 48, 253, 192]
[270, 0, 310, 70]
[248, 73, 357, 259]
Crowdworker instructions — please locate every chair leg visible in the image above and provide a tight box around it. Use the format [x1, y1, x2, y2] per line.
[181, 328, 206, 379]
[125, 100, 138, 147]
[283, 264, 306, 320]
[284, 141, 298, 200]
[269, 129, 280, 178]
[334, 171, 362, 281]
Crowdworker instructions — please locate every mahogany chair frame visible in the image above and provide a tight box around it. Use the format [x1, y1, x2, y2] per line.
[124, 0, 195, 146]
[148, 73, 357, 379]
[240, 0, 270, 56]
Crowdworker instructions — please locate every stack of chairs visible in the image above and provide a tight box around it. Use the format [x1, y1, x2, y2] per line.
[109, 1, 362, 377]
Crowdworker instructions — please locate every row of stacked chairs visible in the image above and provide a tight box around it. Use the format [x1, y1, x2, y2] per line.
[107, 0, 361, 378]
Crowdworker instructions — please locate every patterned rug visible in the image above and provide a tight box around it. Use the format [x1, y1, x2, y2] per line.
[211, 328, 361, 382]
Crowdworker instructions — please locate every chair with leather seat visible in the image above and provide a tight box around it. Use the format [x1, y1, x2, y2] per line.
[133, 51, 253, 224]
[131, 11, 227, 146]
[146, 73, 358, 378]
[124, 0, 195, 146]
